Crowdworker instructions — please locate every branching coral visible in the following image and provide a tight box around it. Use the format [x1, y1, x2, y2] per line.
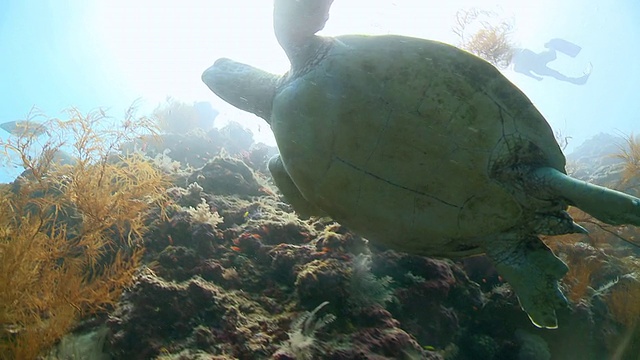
[0, 107, 169, 359]
[152, 149, 183, 174]
[184, 198, 224, 228]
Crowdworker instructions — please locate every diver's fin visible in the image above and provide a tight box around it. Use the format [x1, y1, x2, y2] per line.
[544, 38, 582, 57]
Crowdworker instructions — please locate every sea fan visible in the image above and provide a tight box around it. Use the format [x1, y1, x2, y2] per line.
[274, 301, 336, 360]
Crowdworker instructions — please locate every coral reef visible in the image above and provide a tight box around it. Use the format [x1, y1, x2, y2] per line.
[152, 98, 219, 134]
[104, 178, 439, 359]
[88, 129, 640, 359]
[4, 109, 640, 359]
[272, 301, 335, 360]
[120, 119, 277, 173]
[566, 133, 628, 187]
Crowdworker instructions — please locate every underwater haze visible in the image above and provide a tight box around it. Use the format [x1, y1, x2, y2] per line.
[2, 1, 640, 359]
[1, 0, 639, 182]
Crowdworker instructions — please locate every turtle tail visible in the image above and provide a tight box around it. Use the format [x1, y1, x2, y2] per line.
[531, 167, 640, 226]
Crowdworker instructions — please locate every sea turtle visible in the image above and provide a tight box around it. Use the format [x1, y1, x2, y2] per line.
[202, 0, 640, 329]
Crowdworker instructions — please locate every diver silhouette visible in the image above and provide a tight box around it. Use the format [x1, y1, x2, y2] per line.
[510, 38, 592, 85]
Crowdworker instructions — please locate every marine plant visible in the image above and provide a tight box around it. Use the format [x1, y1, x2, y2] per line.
[0, 107, 168, 359]
[615, 133, 640, 195]
[452, 8, 515, 69]
[348, 254, 394, 310]
[606, 273, 640, 328]
[562, 249, 604, 303]
[545, 208, 639, 305]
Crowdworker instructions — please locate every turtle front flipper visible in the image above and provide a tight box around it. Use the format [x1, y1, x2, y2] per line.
[268, 155, 327, 218]
[273, 0, 334, 67]
[484, 234, 569, 329]
[530, 167, 640, 226]
[274, 0, 333, 44]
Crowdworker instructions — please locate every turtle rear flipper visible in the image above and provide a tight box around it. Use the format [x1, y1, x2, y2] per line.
[485, 235, 569, 329]
[531, 167, 640, 226]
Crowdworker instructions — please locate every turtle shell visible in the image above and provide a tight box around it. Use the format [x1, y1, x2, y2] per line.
[271, 35, 565, 257]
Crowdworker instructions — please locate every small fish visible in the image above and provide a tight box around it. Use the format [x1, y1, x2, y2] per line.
[0, 120, 47, 137]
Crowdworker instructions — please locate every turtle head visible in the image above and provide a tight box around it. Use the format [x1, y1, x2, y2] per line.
[202, 58, 279, 123]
